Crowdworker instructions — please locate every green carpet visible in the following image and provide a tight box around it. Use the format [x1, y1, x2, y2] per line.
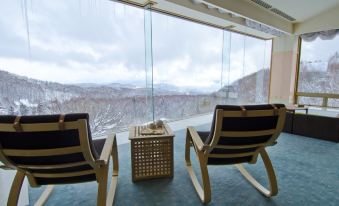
[29, 124, 339, 205]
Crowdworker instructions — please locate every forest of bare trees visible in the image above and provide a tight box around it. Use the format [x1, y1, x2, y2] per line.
[0, 68, 271, 137]
[1, 51, 337, 137]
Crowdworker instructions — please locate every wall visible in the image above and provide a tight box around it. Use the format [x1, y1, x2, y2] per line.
[294, 4, 339, 34]
[269, 35, 299, 104]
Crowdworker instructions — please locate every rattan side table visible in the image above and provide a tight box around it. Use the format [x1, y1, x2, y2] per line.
[129, 123, 174, 182]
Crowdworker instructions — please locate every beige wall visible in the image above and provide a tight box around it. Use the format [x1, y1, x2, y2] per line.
[294, 4, 339, 35]
[269, 35, 299, 105]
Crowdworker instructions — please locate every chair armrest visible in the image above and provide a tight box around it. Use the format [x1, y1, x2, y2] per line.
[0, 165, 14, 170]
[98, 134, 116, 164]
[187, 126, 206, 151]
[268, 141, 278, 146]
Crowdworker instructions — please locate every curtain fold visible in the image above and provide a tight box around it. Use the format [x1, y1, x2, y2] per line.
[300, 29, 339, 42]
[245, 19, 284, 37]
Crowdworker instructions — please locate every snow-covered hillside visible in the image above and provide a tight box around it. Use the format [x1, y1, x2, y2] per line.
[0, 70, 217, 136]
[1, 55, 337, 137]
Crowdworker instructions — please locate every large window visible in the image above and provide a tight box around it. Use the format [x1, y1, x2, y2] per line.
[0, 0, 148, 137]
[226, 33, 272, 105]
[152, 12, 223, 121]
[151, 12, 272, 121]
[0, 1, 273, 134]
[298, 31, 339, 107]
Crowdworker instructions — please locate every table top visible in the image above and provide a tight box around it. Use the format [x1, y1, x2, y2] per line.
[129, 123, 174, 140]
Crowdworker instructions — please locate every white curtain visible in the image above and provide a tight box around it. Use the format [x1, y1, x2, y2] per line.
[245, 19, 284, 37]
[300, 29, 339, 42]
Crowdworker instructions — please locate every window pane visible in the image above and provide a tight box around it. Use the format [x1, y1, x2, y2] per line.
[228, 33, 271, 104]
[298, 97, 322, 106]
[152, 13, 223, 121]
[144, 4, 155, 122]
[220, 30, 232, 103]
[298, 34, 339, 107]
[328, 98, 339, 107]
[0, 0, 146, 137]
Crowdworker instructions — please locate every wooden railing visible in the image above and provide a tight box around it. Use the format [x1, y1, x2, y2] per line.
[295, 92, 339, 107]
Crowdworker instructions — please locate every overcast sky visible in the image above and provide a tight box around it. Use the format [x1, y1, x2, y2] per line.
[0, 0, 281, 92]
[300, 35, 339, 71]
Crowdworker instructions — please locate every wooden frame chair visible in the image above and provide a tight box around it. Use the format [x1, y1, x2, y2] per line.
[185, 104, 286, 203]
[0, 114, 119, 206]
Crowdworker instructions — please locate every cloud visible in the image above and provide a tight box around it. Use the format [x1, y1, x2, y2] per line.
[0, 0, 272, 91]
[30, 36, 109, 61]
[0, 57, 145, 84]
[301, 37, 339, 62]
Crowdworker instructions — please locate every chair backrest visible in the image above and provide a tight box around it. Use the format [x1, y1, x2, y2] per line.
[204, 104, 286, 165]
[0, 114, 100, 186]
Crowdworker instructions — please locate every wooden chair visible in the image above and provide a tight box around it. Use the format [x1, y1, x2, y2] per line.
[0, 113, 119, 206]
[185, 104, 286, 203]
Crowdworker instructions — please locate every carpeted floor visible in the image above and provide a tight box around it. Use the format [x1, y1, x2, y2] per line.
[29, 124, 339, 206]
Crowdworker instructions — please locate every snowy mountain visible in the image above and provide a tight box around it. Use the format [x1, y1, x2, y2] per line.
[1, 54, 337, 136]
[0, 69, 274, 136]
[0, 70, 207, 136]
[214, 69, 270, 104]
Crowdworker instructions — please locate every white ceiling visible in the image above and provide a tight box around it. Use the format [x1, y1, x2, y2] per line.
[120, 0, 339, 37]
[262, 0, 339, 22]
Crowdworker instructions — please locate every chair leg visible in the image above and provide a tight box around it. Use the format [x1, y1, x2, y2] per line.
[97, 166, 108, 206]
[97, 136, 119, 206]
[106, 136, 119, 206]
[235, 149, 278, 197]
[8, 171, 25, 206]
[185, 130, 211, 203]
[34, 185, 54, 206]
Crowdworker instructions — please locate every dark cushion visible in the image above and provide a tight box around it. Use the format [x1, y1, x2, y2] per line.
[197, 130, 255, 165]
[207, 156, 253, 165]
[35, 174, 97, 185]
[0, 114, 107, 185]
[198, 104, 285, 165]
[197, 131, 209, 142]
[93, 138, 106, 157]
[32, 139, 106, 185]
[206, 104, 285, 145]
[0, 113, 100, 159]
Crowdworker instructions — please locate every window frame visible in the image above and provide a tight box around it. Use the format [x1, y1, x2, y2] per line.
[295, 36, 339, 108]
